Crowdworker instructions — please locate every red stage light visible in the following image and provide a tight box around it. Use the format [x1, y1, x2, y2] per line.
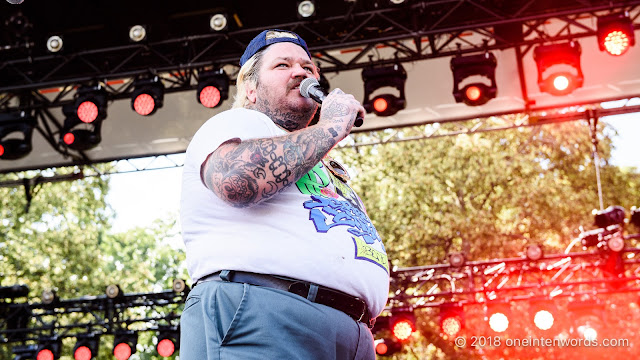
[489, 312, 509, 333]
[603, 30, 631, 56]
[157, 338, 175, 357]
[133, 93, 156, 116]
[534, 309, 555, 331]
[392, 319, 414, 341]
[0, 144, 4, 157]
[36, 349, 54, 360]
[375, 341, 388, 355]
[373, 97, 388, 113]
[441, 316, 462, 338]
[74, 345, 92, 360]
[114, 342, 132, 360]
[63, 132, 75, 145]
[77, 101, 99, 123]
[199, 86, 222, 108]
[465, 85, 482, 102]
[552, 75, 570, 92]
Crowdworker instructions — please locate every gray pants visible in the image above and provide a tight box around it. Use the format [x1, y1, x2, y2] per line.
[179, 279, 376, 360]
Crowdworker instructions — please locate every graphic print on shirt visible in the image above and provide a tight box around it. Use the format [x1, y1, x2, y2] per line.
[296, 162, 389, 273]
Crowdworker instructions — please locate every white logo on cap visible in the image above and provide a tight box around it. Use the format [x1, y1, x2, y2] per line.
[265, 31, 298, 40]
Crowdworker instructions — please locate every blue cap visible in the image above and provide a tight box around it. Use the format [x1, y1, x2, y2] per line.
[239, 29, 311, 67]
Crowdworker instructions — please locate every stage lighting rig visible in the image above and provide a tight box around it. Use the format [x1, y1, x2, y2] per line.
[529, 301, 556, 331]
[59, 103, 103, 151]
[128, 25, 147, 42]
[389, 310, 415, 342]
[0, 111, 36, 160]
[597, 12, 635, 56]
[451, 52, 497, 106]
[362, 63, 407, 117]
[197, 69, 229, 109]
[631, 207, 640, 228]
[374, 338, 402, 357]
[209, 14, 228, 31]
[525, 244, 544, 261]
[486, 303, 511, 333]
[534, 41, 583, 96]
[447, 252, 466, 267]
[46, 35, 63, 53]
[297, 0, 316, 18]
[593, 205, 626, 228]
[74, 85, 108, 124]
[131, 76, 164, 116]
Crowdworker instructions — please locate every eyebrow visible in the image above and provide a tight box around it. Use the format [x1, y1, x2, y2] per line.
[272, 57, 314, 66]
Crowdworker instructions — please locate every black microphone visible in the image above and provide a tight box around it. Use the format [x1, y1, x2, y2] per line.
[300, 78, 363, 127]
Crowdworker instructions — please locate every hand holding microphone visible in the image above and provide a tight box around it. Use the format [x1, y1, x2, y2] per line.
[300, 78, 364, 127]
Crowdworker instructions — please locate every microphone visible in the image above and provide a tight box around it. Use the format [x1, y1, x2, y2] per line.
[300, 78, 363, 127]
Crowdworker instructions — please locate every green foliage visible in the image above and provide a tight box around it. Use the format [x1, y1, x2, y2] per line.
[0, 165, 187, 359]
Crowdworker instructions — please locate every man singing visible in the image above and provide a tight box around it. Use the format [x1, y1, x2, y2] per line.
[180, 29, 390, 359]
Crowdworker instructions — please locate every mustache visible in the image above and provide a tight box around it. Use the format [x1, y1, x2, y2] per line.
[288, 78, 305, 92]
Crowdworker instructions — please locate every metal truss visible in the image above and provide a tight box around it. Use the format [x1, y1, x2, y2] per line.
[1, 0, 639, 98]
[387, 231, 640, 312]
[0, 285, 185, 345]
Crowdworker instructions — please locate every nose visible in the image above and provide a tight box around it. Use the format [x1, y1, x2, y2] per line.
[291, 63, 308, 78]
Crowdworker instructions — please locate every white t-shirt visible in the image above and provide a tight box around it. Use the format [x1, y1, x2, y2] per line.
[180, 108, 389, 317]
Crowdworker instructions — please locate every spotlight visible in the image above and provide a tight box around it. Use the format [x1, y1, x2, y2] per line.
[113, 331, 138, 360]
[73, 334, 99, 360]
[36, 337, 61, 360]
[74, 85, 107, 124]
[439, 305, 464, 338]
[172, 278, 189, 294]
[530, 301, 556, 331]
[597, 12, 635, 56]
[594, 205, 626, 228]
[131, 76, 164, 116]
[209, 14, 228, 31]
[534, 41, 583, 96]
[46, 35, 63, 53]
[106, 284, 123, 299]
[389, 311, 415, 342]
[41, 289, 58, 305]
[0, 111, 36, 160]
[197, 69, 229, 108]
[451, 52, 497, 106]
[362, 63, 407, 117]
[447, 252, 466, 267]
[374, 338, 402, 356]
[297, 0, 316, 18]
[486, 304, 511, 333]
[525, 244, 544, 261]
[569, 301, 604, 341]
[60, 103, 103, 151]
[128, 25, 147, 42]
[156, 329, 179, 357]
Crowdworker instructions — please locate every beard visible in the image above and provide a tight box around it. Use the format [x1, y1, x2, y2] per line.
[251, 79, 318, 132]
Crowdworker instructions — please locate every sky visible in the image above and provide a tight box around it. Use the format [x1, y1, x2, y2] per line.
[105, 112, 639, 236]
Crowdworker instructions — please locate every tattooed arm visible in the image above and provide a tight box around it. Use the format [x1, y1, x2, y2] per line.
[202, 88, 364, 208]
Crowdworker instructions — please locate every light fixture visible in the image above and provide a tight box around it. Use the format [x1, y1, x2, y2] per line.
[447, 252, 466, 267]
[534, 41, 583, 96]
[60, 103, 103, 151]
[593, 205, 626, 228]
[41, 289, 58, 305]
[197, 69, 229, 108]
[0, 111, 36, 160]
[74, 85, 108, 124]
[597, 12, 635, 56]
[631, 206, 640, 228]
[46, 35, 63, 53]
[156, 328, 179, 357]
[374, 338, 402, 356]
[209, 14, 228, 31]
[128, 25, 147, 42]
[36, 337, 62, 360]
[106, 284, 123, 299]
[451, 52, 497, 106]
[486, 303, 511, 333]
[362, 63, 407, 117]
[113, 331, 138, 360]
[525, 244, 544, 261]
[172, 278, 189, 294]
[73, 334, 100, 360]
[439, 304, 464, 338]
[529, 301, 557, 331]
[131, 76, 164, 116]
[569, 300, 604, 341]
[389, 310, 415, 342]
[297, 0, 316, 18]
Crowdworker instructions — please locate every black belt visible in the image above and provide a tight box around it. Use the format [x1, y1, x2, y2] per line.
[196, 270, 375, 329]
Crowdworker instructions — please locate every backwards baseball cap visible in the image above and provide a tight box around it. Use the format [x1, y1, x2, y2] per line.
[239, 29, 311, 67]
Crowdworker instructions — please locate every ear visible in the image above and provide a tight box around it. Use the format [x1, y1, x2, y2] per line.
[246, 81, 257, 104]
